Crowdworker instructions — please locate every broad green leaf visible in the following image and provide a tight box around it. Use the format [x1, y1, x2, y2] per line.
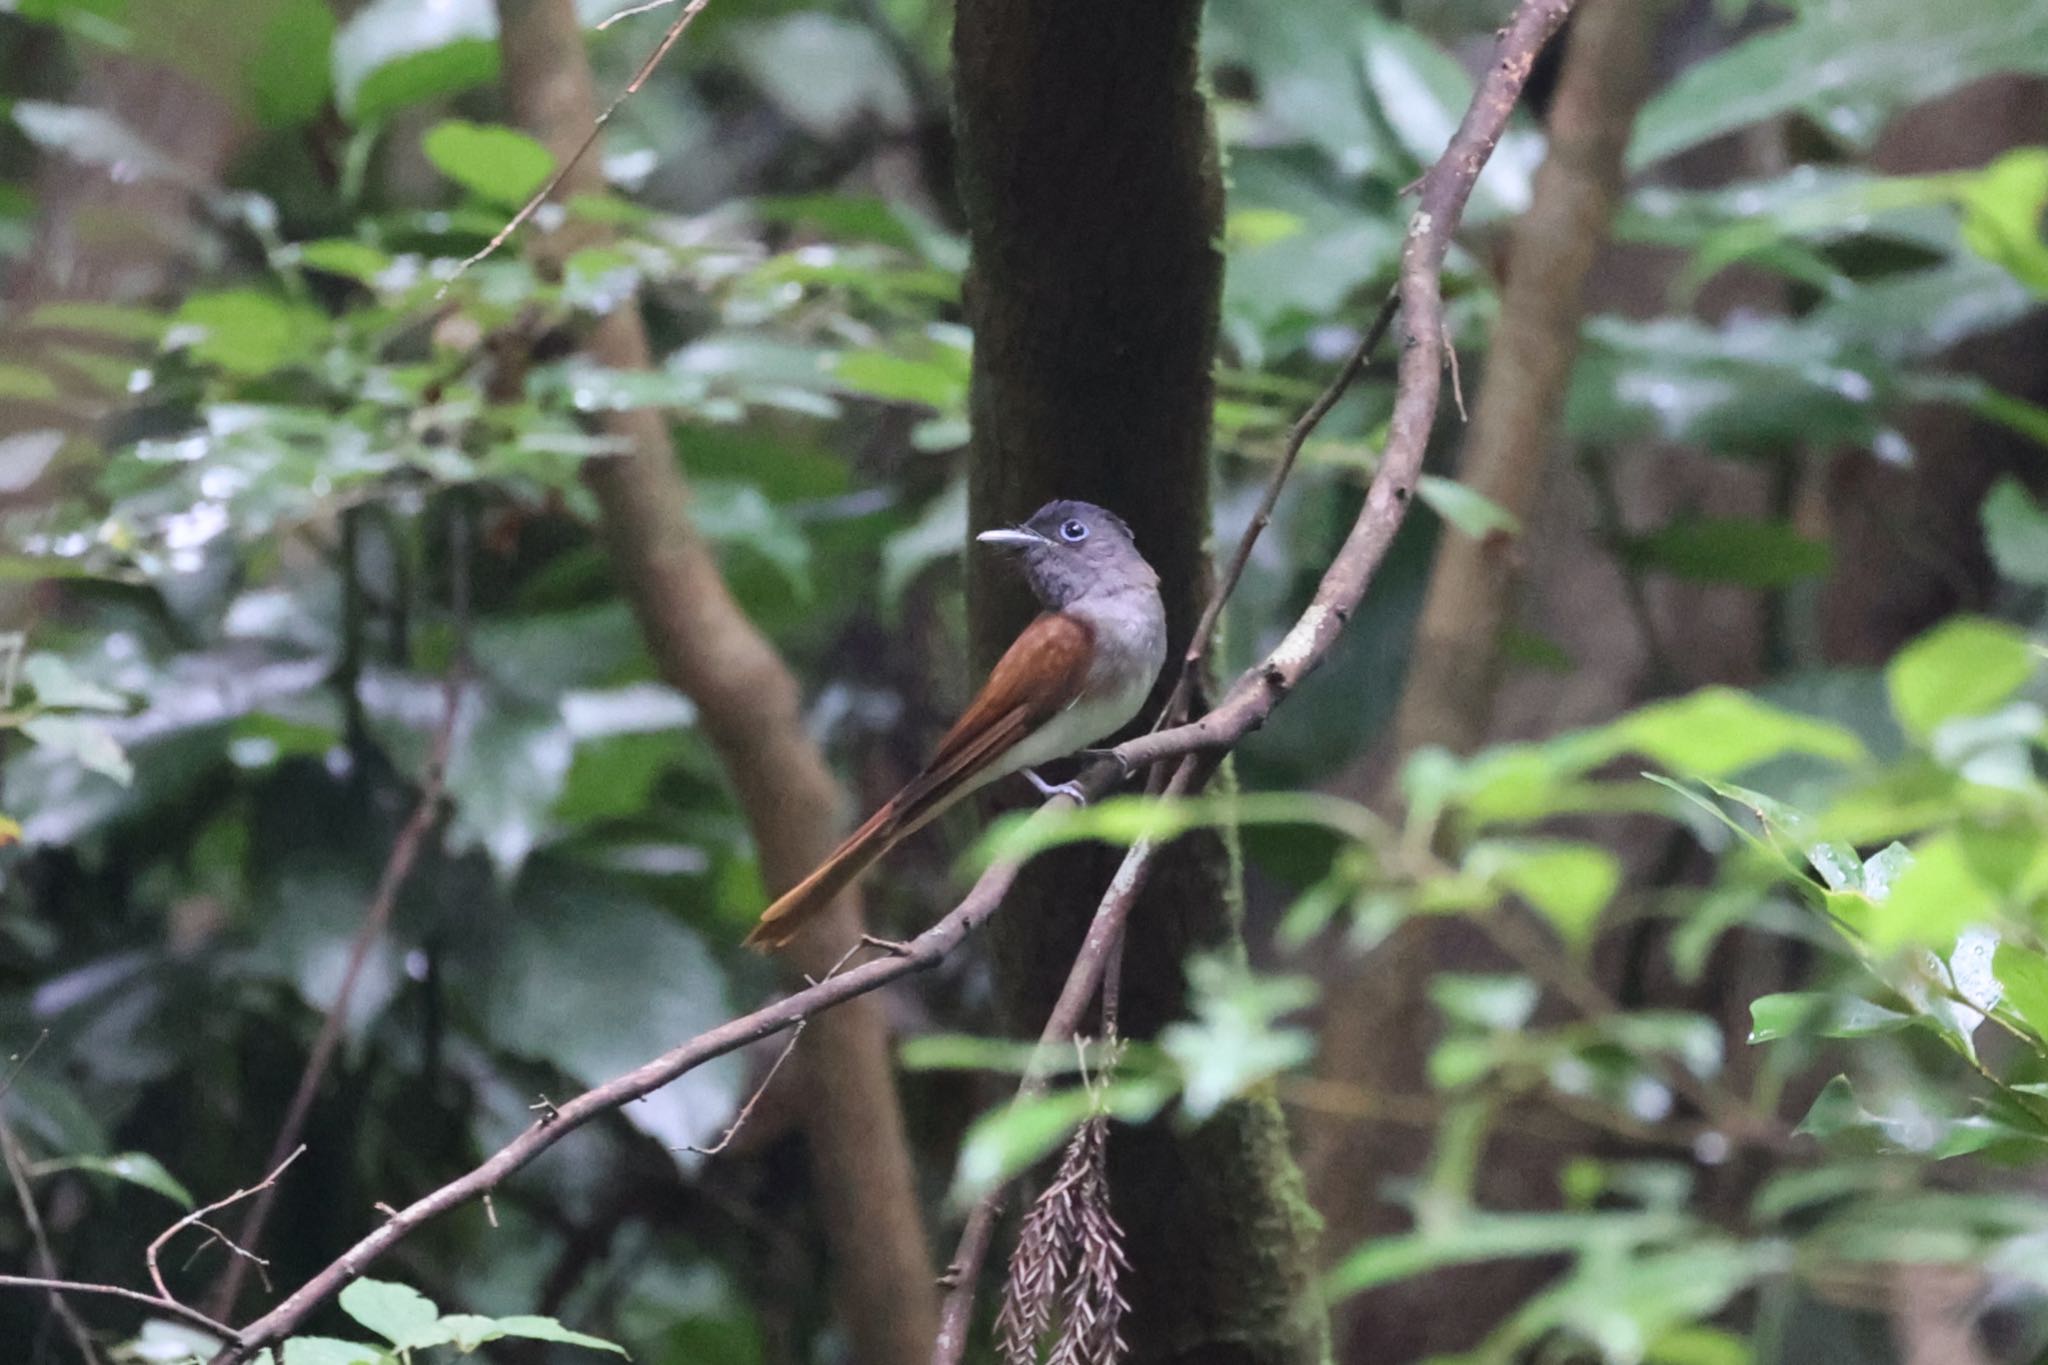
[0, 364, 58, 400]
[1959, 149, 2048, 294]
[339, 1280, 438, 1346]
[27, 302, 168, 342]
[1626, 517, 1829, 589]
[1475, 841, 1621, 947]
[35, 1151, 193, 1206]
[1611, 687, 1866, 778]
[20, 715, 133, 785]
[1428, 974, 1541, 1032]
[332, 0, 497, 124]
[951, 1077, 1175, 1202]
[1873, 833, 1997, 952]
[244, 0, 336, 128]
[174, 290, 324, 377]
[1161, 955, 1317, 1118]
[1886, 617, 2034, 741]
[280, 1339, 385, 1365]
[968, 791, 1380, 871]
[1631, 0, 2048, 169]
[294, 240, 394, 284]
[22, 654, 125, 712]
[729, 14, 913, 140]
[420, 119, 556, 210]
[1746, 992, 1916, 1044]
[460, 1315, 629, 1355]
[1982, 478, 2048, 586]
[1417, 475, 1519, 540]
[1325, 1211, 1684, 1298]
[1994, 942, 2048, 1043]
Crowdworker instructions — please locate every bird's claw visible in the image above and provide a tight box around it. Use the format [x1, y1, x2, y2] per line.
[1024, 768, 1089, 805]
[1080, 747, 1134, 778]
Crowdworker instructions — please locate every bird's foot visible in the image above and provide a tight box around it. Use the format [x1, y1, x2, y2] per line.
[1080, 747, 1134, 779]
[1024, 768, 1089, 805]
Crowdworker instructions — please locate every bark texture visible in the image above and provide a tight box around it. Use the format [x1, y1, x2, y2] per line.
[492, 5, 938, 1361]
[953, 2, 1325, 1360]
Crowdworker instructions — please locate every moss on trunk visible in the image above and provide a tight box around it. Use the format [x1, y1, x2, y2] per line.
[954, 2, 1327, 1360]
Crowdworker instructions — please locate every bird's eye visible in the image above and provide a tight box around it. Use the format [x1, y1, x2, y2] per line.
[1058, 518, 1089, 542]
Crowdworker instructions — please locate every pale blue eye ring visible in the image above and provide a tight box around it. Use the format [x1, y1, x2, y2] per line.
[1059, 519, 1088, 542]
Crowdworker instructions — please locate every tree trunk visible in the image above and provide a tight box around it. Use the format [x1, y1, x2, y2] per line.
[953, 3, 1326, 1361]
[491, 6, 939, 1362]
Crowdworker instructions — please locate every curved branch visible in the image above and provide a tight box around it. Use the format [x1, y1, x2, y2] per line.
[174, 2, 1576, 1355]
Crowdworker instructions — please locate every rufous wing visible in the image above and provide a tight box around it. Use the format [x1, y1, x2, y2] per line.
[744, 612, 1095, 951]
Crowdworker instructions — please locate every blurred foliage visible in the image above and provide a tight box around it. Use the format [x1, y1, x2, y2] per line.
[0, 0, 2045, 1361]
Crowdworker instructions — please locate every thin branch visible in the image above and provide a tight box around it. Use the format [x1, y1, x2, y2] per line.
[0, 1278, 238, 1342]
[445, 0, 713, 286]
[1158, 291, 1400, 730]
[206, 802, 1073, 1364]
[149, 1147, 307, 1306]
[2, 1118, 104, 1365]
[175, 5, 1573, 1355]
[205, 547, 468, 1321]
[687, 1023, 805, 1158]
[932, 756, 1210, 1365]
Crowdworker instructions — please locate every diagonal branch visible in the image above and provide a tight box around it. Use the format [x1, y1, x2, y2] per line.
[142, 2, 1576, 1357]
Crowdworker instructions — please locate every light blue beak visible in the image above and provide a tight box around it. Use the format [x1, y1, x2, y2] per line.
[976, 527, 1047, 548]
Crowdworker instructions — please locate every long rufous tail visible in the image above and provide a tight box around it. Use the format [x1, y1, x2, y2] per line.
[743, 804, 906, 951]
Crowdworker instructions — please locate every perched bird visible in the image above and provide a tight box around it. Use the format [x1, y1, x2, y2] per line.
[745, 499, 1166, 950]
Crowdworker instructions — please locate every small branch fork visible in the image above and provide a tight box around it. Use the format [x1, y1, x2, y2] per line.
[1, 2, 1574, 1359]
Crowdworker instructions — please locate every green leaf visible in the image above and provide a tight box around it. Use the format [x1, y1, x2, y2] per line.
[295, 240, 394, 284]
[1611, 687, 1867, 778]
[34, 1152, 193, 1206]
[1630, 0, 2048, 169]
[1873, 833, 1998, 952]
[1994, 942, 2048, 1043]
[1626, 517, 1830, 589]
[244, 0, 336, 128]
[332, 0, 498, 125]
[420, 119, 556, 210]
[1958, 149, 2048, 293]
[967, 791, 1379, 872]
[280, 1339, 386, 1365]
[1983, 478, 2048, 587]
[174, 289, 323, 377]
[338, 1280, 439, 1346]
[951, 1078, 1174, 1202]
[1160, 954, 1317, 1118]
[21, 654, 126, 712]
[1886, 617, 2034, 742]
[1470, 841, 1621, 946]
[0, 364, 58, 400]
[459, 1315, 629, 1356]
[1325, 1211, 1684, 1299]
[1417, 475, 1519, 540]
[1746, 992, 1916, 1044]
[20, 715, 133, 786]
[1428, 973, 1541, 1032]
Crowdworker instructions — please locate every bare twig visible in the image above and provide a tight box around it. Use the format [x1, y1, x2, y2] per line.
[205, 559, 467, 1321]
[0, 1277, 237, 1342]
[446, 0, 713, 285]
[1157, 291, 1400, 730]
[932, 757, 1209, 1365]
[149, 1147, 307, 1305]
[204, 801, 1075, 1364]
[686, 1022, 805, 1158]
[2, 1117, 104, 1365]
[108, 6, 1574, 1356]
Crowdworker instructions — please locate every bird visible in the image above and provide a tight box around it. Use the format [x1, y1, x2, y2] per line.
[745, 499, 1167, 950]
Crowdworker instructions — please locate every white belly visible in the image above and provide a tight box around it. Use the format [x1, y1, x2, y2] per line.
[984, 590, 1168, 784]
